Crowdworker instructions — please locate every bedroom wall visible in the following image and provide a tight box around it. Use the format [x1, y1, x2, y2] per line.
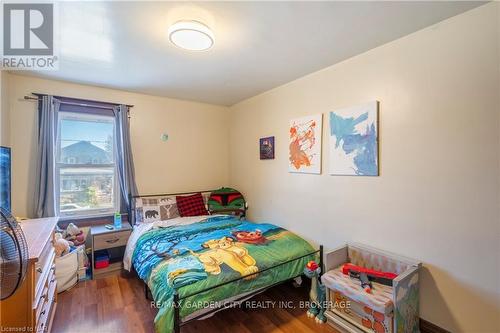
[229, 3, 500, 332]
[7, 74, 230, 217]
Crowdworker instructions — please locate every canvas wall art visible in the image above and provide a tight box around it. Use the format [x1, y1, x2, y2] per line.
[329, 101, 378, 176]
[259, 136, 275, 160]
[289, 114, 322, 174]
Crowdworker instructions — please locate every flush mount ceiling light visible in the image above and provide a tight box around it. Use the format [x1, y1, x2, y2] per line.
[168, 20, 214, 51]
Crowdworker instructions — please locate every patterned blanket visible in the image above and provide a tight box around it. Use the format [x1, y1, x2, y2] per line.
[132, 215, 315, 333]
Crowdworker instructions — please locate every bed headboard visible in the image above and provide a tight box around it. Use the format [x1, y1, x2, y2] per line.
[129, 188, 247, 225]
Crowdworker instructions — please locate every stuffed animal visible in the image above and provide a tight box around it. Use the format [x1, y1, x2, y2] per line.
[63, 223, 85, 246]
[54, 233, 70, 257]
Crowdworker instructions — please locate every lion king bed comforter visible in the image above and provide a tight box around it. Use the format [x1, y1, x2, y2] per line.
[130, 215, 315, 333]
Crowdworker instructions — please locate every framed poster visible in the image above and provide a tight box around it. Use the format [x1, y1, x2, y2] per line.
[259, 136, 275, 160]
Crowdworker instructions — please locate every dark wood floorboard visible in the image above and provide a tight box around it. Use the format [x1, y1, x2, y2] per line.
[52, 272, 338, 333]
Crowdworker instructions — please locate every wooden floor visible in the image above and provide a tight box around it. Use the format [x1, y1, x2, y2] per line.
[52, 272, 338, 333]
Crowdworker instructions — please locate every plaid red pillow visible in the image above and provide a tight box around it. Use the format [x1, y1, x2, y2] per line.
[176, 193, 209, 217]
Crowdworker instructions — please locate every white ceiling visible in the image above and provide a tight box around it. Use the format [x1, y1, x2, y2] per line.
[20, 1, 484, 106]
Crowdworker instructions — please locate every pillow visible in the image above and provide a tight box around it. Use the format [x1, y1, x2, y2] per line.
[208, 187, 246, 216]
[134, 196, 180, 224]
[176, 193, 209, 217]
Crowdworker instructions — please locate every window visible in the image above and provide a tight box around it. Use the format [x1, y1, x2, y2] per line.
[56, 112, 118, 218]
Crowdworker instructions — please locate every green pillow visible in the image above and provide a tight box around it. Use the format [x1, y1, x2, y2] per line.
[208, 187, 246, 216]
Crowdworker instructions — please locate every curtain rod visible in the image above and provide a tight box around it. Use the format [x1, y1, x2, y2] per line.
[24, 93, 134, 109]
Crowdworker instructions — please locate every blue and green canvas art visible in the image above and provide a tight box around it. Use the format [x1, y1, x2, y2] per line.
[0, 146, 11, 212]
[329, 101, 378, 176]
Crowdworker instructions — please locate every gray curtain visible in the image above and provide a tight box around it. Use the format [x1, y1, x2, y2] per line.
[33, 96, 60, 218]
[114, 105, 138, 212]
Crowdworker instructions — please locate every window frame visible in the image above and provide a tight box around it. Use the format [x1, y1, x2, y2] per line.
[56, 111, 120, 219]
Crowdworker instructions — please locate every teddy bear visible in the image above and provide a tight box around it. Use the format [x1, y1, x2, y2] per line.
[63, 223, 85, 246]
[54, 233, 70, 257]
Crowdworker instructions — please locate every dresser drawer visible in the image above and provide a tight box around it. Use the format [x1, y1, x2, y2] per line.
[34, 263, 54, 309]
[35, 240, 54, 282]
[35, 285, 49, 322]
[93, 230, 130, 250]
[36, 297, 53, 333]
[34, 250, 55, 308]
[35, 275, 56, 332]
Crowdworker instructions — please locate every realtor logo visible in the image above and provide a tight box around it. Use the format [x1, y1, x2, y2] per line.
[4, 3, 53, 55]
[1, 3, 58, 70]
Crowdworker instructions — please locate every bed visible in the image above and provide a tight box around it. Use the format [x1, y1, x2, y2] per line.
[125, 190, 322, 333]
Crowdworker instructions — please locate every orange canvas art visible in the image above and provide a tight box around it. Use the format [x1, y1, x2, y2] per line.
[288, 114, 322, 174]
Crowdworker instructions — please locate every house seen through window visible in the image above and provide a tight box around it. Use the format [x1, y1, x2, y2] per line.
[57, 112, 118, 217]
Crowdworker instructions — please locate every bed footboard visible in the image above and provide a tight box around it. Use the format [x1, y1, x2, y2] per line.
[171, 245, 323, 333]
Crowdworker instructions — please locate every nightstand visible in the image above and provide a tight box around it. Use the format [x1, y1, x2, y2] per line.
[90, 222, 132, 279]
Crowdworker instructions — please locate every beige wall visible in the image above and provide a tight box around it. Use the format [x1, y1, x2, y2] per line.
[0, 71, 10, 146]
[7, 74, 230, 217]
[229, 3, 499, 332]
